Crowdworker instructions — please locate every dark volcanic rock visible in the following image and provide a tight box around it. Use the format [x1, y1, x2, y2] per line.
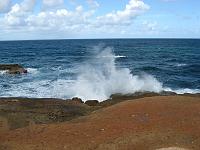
[71, 97, 84, 104]
[0, 64, 27, 74]
[85, 100, 99, 106]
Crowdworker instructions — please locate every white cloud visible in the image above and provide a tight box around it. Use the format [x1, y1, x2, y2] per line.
[0, 0, 150, 39]
[96, 0, 150, 26]
[27, 0, 149, 30]
[42, 0, 64, 8]
[86, 0, 99, 9]
[0, 0, 11, 13]
[3, 0, 35, 26]
[21, 0, 35, 12]
[26, 6, 93, 30]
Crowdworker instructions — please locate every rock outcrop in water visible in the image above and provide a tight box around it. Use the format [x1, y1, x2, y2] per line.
[0, 64, 27, 74]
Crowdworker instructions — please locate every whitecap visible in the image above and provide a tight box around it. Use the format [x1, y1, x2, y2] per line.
[98, 55, 126, 58]
[115, 55, 126, 58]
[164, 87, 200, 94]
[1, 46, 163, 101]
[3, 46, 198, 101]
[175, 63, 187, 67]
[174, 88, 200, 94]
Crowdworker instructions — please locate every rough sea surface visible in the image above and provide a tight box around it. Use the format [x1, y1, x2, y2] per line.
[0, 39, 200, 100]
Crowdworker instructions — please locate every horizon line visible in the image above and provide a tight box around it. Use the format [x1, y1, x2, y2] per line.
[0, 37, 200, 42]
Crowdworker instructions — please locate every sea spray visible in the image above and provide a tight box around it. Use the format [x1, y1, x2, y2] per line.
[70, 46, 163, 101]
[1, 46, 164, 100]
[1, 40, 199, 100]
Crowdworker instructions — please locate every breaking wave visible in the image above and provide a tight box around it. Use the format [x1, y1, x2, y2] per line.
[69, 46, 163, 101]
[1, 46, 199, 101]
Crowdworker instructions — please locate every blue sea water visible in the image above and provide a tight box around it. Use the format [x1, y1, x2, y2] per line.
[0, 39, 200, 100]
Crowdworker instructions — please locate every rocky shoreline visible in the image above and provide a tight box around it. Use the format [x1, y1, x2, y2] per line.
[0, 95, 200, 150]
[0, 66, 200, 149]
[0, 92, 199, 131]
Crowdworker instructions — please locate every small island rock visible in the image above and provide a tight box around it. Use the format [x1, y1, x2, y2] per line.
[0, 64, 28, 74]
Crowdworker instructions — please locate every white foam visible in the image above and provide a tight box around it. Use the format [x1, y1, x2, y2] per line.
[174, 88, 200, 94]
[1, 46, 199, 101]
[175, 63, 187, 67]
[2, 79, 73, 99]
[27, 68, 39, 74]
[100, 55, 126, 58]
[0, 70, 7, 75]
[164, 87, 200, 94]
[115, 55, 126, 58]
[69, 46, 163, 101]
[1, 46, 163, 101]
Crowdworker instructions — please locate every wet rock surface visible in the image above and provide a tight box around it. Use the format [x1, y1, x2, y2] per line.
[71, 97, 84, 104]
[85, 100, 99, 106]
[0, 64, 27, 74]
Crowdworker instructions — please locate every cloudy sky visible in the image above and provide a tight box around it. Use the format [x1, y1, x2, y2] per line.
[0, 0, 200, 40]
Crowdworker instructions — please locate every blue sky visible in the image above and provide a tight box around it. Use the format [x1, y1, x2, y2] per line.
[0, 0, 200, 40]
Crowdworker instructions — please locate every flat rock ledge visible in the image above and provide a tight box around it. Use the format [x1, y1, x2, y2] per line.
[0, 64, 27, 74]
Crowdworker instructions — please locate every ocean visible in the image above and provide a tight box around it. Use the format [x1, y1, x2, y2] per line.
[0, 39, 200, 101]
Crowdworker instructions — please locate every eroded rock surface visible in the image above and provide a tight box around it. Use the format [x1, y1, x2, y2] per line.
[1, 96, 200, 150]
